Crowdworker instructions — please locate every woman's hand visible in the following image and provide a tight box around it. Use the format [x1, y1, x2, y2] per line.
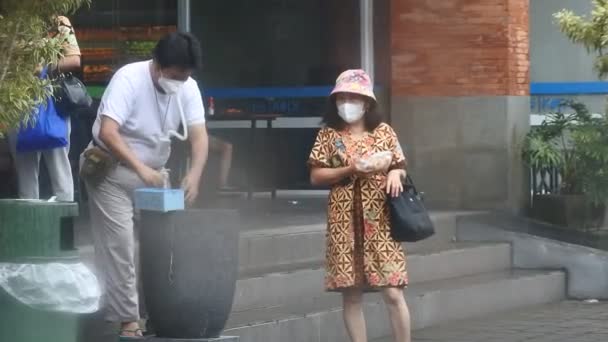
[386, 169, 405, 197]
[34, 64, 43, 76]
[310, 163, 357, 187]
[352, 157, 375, 177]
[353, 154, 391, 175]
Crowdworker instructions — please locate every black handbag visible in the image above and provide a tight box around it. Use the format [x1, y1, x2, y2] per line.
[389, 175, 435, 242]
[54, 73, 93, 116]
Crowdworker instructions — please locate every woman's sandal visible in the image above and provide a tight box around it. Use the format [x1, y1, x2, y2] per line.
[118, 328, 145, 341]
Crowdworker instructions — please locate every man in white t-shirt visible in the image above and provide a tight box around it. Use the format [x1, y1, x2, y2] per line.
[82, 32, 209, 338]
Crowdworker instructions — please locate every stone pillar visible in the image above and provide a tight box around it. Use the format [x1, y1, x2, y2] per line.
[390, 0, 530, 211]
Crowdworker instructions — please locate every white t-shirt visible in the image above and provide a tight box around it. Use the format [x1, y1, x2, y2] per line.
[92, 61, 205, 169]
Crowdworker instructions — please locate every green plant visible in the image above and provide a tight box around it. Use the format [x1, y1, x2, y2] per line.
[0, 0, 90, 135]
[554, 0, 608, 78]
[571, 110, 608, 204]
[523, 100, 608, 205]
[523, 101, 588, 195]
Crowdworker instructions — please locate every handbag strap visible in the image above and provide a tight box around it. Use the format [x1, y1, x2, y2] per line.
[404, 174, 419, 195]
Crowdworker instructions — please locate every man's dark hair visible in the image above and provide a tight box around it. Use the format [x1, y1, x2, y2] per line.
[153, 32, 202, 70]
[322, 95, 383, 132]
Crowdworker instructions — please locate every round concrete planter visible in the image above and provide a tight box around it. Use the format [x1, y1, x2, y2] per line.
[140, 209, 240, 338]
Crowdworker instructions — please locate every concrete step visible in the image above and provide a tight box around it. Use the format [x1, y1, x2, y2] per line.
[238, 211, 468, 274]
[78, 212, 470, 275]
[225, 269, 566, 342]
[238, 223, 325, 275]
[403, 211, 462, 254]
[233, 242, 512, 312]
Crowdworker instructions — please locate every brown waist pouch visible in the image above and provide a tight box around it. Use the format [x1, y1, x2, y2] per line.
[80, 146, 116, 185]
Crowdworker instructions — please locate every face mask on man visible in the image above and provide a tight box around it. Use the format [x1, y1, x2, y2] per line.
[337, 99, 366, 123]
[158, 73, 186, 95]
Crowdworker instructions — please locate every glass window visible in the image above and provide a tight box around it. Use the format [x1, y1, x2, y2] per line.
[72, 0, 177, 95]
[191, 0, 360, 88]
[190, 0, 360, 117]
[72, 0, 362, 117]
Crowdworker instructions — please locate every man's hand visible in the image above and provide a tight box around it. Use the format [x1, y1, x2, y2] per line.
[184, 124, 208, 205]
[137, 165, 164, 188]
[181, 172, 200, 206]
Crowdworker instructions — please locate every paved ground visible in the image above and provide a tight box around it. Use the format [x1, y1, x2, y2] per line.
[374, 301, 608, 342]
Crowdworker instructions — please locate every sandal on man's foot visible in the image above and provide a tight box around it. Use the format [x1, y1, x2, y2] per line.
[119, 328, 145, 341]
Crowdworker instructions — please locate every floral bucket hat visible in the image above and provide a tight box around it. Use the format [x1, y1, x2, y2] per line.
[330, 69, 376, 101]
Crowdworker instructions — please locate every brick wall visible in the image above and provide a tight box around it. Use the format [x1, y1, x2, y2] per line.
[391, 0, 529, 97]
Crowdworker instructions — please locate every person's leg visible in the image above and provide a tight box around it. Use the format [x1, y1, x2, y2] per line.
[342, 289, 367, 342]
[7, 131, 41, 199]
[86, 165, 141, 336]
[209, 135, 233, 188]
[0, 138, 16, 197]
[381, 287, 411, 342]
[43, 118, 74, 201]
[218, 141, 233, 188]
[132, 216, 152, 334]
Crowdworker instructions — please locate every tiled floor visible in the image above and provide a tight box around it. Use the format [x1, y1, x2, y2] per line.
[374, 301, 608, 342]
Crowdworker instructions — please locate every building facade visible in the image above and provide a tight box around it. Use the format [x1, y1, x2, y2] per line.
[65, 0, 533, 210]
[390, 0, 530, 211]
[530, 0, 606, 118]
[4, 0, 600, 212]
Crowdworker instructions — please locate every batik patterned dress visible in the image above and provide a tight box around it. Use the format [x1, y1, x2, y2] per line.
[308, 123, 408, 291]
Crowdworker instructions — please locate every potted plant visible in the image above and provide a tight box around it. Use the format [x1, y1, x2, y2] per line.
[548, 0, 608, 230]
[523, 101, 608, 229]
[570, 107, 608, 226]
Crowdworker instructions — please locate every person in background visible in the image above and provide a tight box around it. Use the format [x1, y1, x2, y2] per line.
[8, 15, 81, 201]
[82, 32, 209, 339]
[208, 134, 233, 190]
[0, 138, 16, 198]
[308, 69, 411, 342]
[199, 87, 233, 191]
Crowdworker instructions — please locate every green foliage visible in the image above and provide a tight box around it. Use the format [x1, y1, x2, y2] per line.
[571, 111, 608, 204]
[523, 101, 608, 204]
[554, 0, 608, 78]
[523, 101, 581, 195]
[551, 1, 608, 204]
[0, 0, 89, 135]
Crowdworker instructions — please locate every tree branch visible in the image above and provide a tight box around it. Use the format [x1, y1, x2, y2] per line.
[0, 20, 21, 87]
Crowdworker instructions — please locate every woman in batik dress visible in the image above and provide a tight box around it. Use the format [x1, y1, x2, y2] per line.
[308, 69, 411, 342]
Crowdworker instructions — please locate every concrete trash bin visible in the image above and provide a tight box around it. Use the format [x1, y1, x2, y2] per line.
[0, 199, 100, 342]
[0, 287, 81, 342]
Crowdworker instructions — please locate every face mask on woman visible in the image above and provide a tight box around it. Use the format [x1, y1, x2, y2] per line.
[337, 99, 366, 123]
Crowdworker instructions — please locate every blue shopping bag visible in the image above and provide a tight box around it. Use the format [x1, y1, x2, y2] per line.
[16, 69, 68, 152]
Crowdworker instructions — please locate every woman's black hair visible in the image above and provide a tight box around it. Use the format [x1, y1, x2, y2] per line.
[153, 32, 202, 70]
[321, 93, 383, 131]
